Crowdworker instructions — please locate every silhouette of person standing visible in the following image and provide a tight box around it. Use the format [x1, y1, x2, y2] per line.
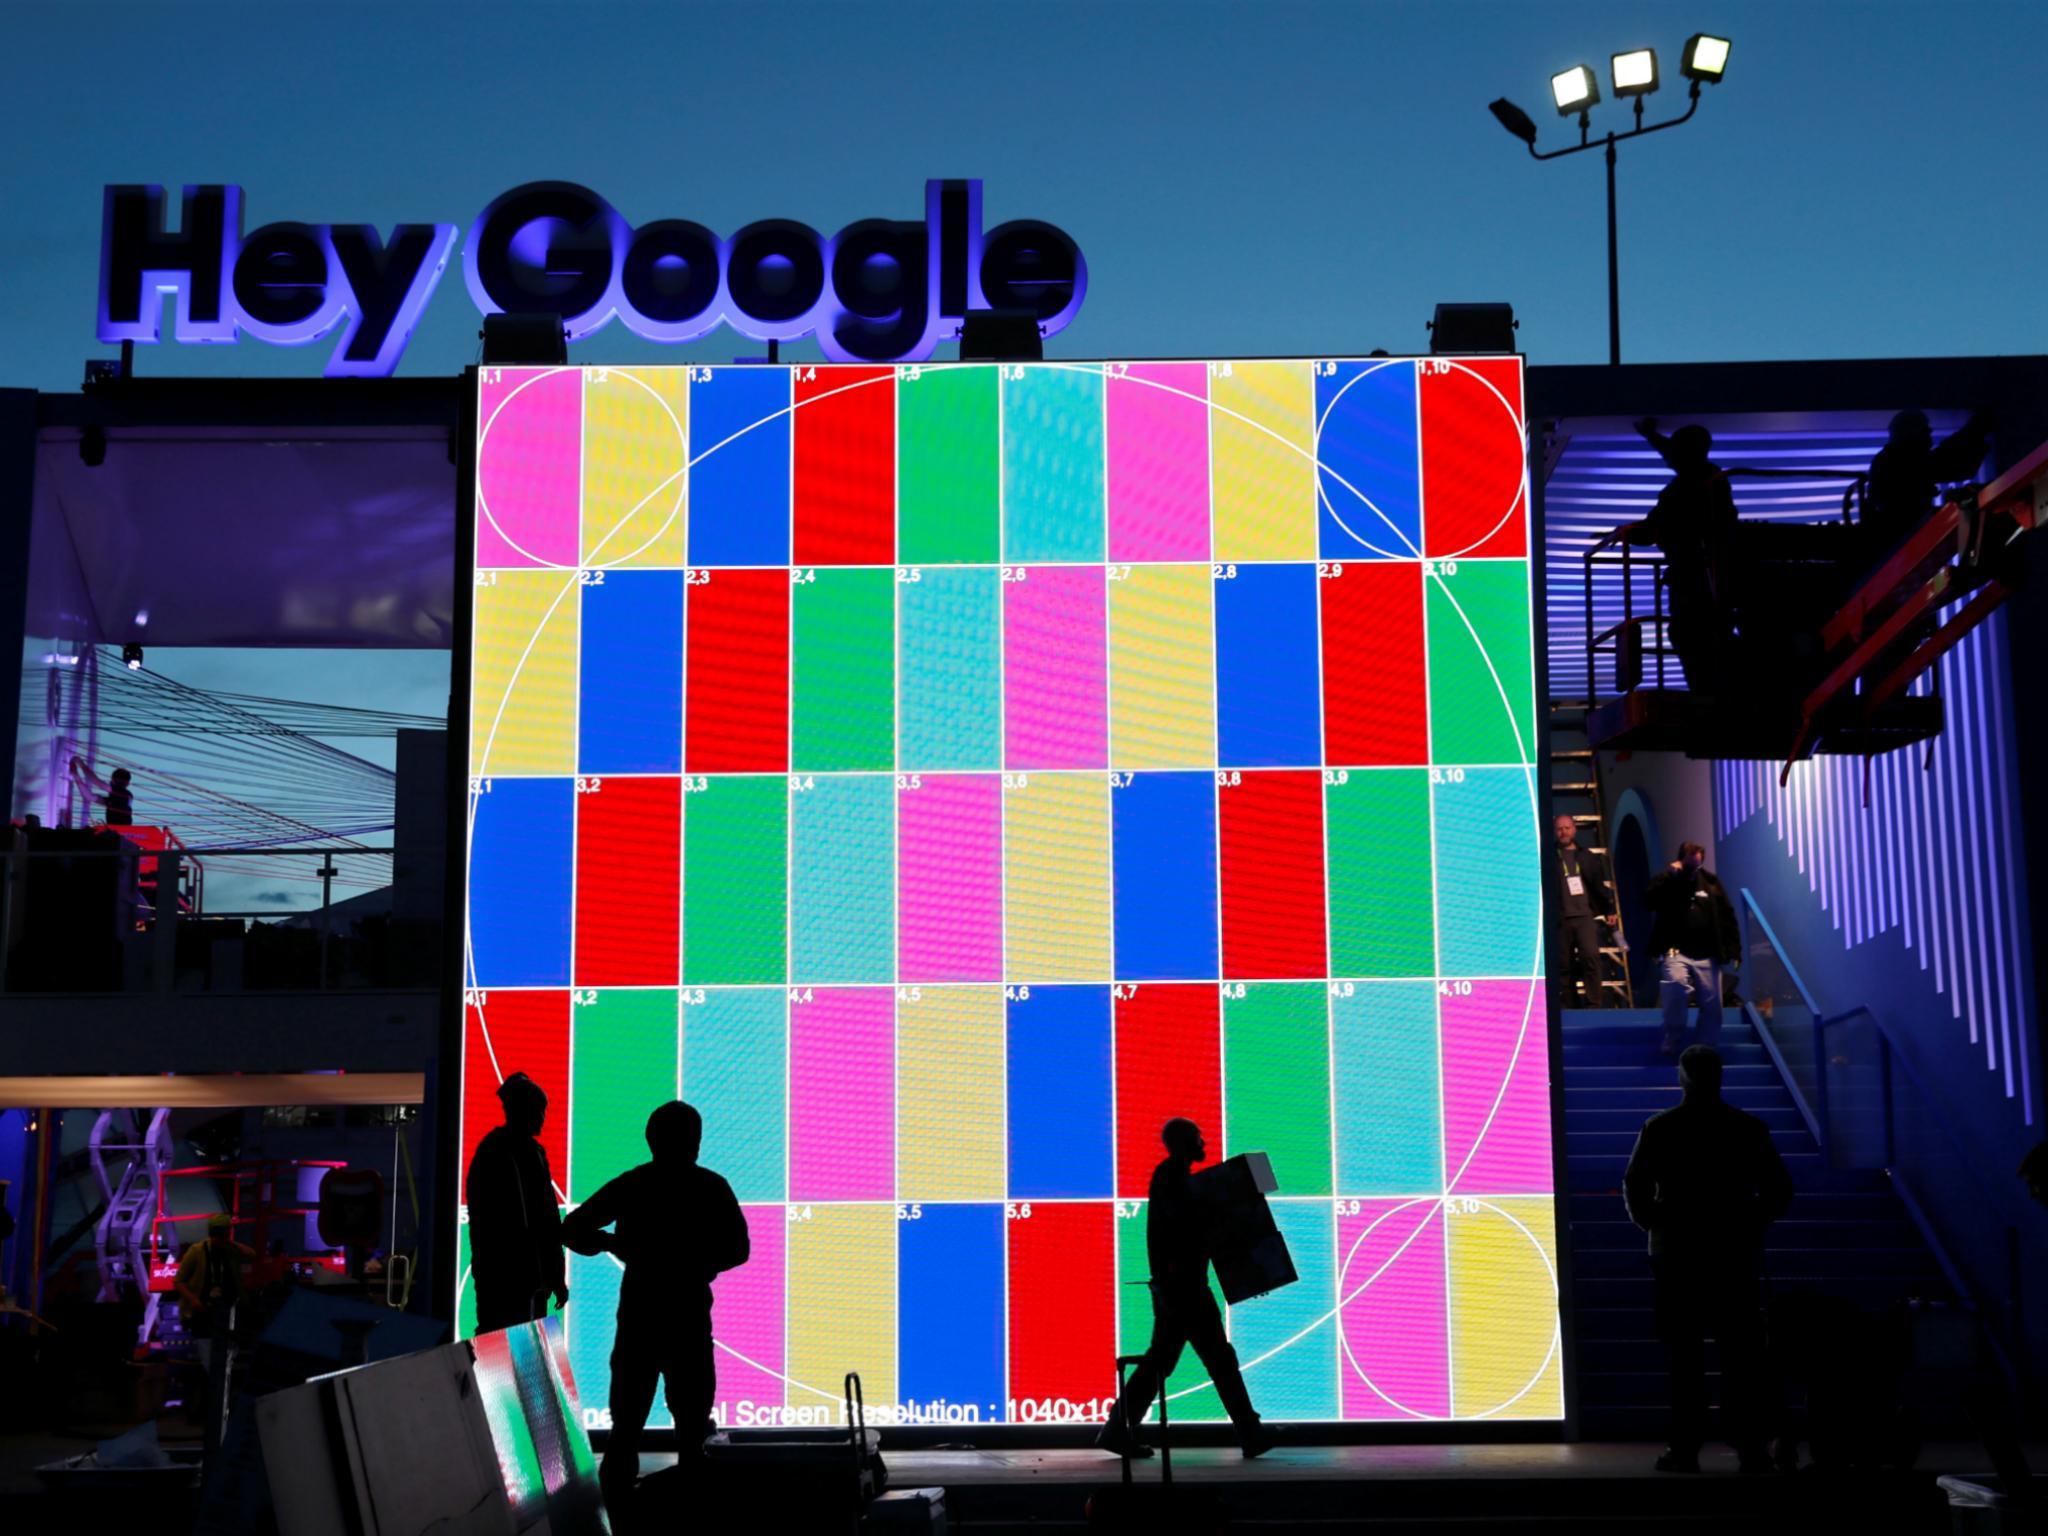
[562, 1101, 749, 1500]
[1635, 418, 1740, 694]
[1862, 408, 1992, 556]
[1645, 843, 1740, 1057]
[1624, 1045, 1792, 1474]
[1099, 1118, 1276, 1460]
[465, 1071, 567, 1332]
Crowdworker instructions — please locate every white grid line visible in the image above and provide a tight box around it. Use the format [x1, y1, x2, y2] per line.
[458, 358, 1552, 1425]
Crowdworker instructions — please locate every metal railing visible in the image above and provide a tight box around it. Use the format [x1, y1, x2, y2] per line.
[1581, 523, 1680, 705]
[0, 838, 437, 994]
[1739, 886, 2025, 1390]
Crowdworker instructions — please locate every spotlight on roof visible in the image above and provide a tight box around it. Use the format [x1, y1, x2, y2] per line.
[957, 309, 1044, 362]
[1551, 64, 1599, 116]
[1681, 33, 1730, 83]
[1611, 48, 1659, 98]
[1429, 303, 1519, 356]
[122, 643, 145, 671]
[1488, 98, 1538, 146]
[479, 312, 568, 366]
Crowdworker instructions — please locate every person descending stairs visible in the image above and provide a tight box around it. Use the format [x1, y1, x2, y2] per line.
[1561, 1008, 1951, 1446]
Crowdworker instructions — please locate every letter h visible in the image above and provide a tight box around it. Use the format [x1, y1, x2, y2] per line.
[99, 184, 241, 344]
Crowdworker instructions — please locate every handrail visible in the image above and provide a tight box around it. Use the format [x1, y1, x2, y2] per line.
[1739, 886, 2024, 1392]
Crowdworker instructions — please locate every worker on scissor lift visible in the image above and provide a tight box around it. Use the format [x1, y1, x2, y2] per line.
[1861, 408, 1994, 560]
[1635, 418, 1740, 694]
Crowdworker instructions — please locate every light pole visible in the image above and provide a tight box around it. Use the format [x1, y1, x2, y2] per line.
[1490, 35, 1731, 365]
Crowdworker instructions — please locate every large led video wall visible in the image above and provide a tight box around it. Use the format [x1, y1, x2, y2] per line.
[458, 357, 1557, 1428]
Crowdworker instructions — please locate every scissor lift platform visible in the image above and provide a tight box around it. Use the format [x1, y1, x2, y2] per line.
[1582, 436, 2044, 766]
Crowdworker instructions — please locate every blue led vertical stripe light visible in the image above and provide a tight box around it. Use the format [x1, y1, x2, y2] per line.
[1715, 614, 2032, 1125]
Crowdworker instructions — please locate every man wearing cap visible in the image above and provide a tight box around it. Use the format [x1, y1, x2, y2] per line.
[466, 1071, 568, 1331]
[175, 1212, 255, 1340]
[175, 1212, 256, 1457]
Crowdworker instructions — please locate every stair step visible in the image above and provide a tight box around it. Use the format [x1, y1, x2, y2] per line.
[1564, 1073, 1794, 1097]
[1569, 1305, 1659, 1341]
[1565, 1128, 1812, 1157]
[1578, 1338, 1730, 1373]
[1571, 1190, 1904, 1223]
[1564, 1106, 1808, 1134]
[1564, 1087, 1791, 1113]
[1562, 1044, 1771, 1068]
[1571, 1151, 1828, 1188]
[1571, 1246, 1942, 1280]
[1574, 1273, 1947, 1308]
[1578, 1371, 1727, 1405]
[1570, 1217, 1922, 1249]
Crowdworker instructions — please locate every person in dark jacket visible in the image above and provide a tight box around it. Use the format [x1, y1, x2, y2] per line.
[465, 1071, 567, 1332]
[1645, 843, 1741, 1056]
[1861, 408, 1992, 556]
[1635, 418, 1741, 693]
[562, 1101, 750, 1500]
[1099, 1118, 1276, 1460]
[1625, 1045, 1793, 1473]
[1553, 814, 1617, 1009]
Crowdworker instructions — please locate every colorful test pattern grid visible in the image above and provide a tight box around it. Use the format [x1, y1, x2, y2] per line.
[459, 358, 1558, 1428]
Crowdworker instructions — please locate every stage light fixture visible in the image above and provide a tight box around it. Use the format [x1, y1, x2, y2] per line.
[1429, 303, 1518, 355]
[1681, 33, 1730, 82]
[957, 309, 1043, 362]
[1611, 48, 1659, 98]
[479, 312, 567, 366]
[1488, 98, 1538, 146]
[1551, 64, 1599, 116]
[122, 643, 144, 671]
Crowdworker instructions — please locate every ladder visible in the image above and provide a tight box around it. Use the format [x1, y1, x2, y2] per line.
[90, 1106, 174, 1343]
[1547, 699, 1634, 1006]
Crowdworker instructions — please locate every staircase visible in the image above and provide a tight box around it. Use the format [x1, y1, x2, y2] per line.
[1562, 1008, 1949, 1439]
[1547, 700, 1633, 1005]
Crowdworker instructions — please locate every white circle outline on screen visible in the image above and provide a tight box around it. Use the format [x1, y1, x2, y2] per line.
[462, 358, 1549, 1420]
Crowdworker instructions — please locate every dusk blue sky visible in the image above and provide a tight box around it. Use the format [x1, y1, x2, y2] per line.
[8, 0, 2045, 876]
[6, 0, 2046, 388]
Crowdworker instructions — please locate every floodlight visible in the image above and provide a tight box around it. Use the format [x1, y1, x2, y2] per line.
[1488, 98, 1538, 146]
[1681, 33, 1730, 82]
[1551, 64, 1599, 116]
[1611, 48, 1659, 98]
[957, 309, 1043, 362]
[479, 312, 567, 365]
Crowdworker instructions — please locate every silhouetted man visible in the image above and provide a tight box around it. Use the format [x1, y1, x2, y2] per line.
[1636, 418, 1740, 693]
[174, 1212, 255, 1459]
[69, 756, 134, 825]
[465, 1071, 567, 1332]
[1624, 1045, 1792, 1473]
[2021, 1142, 2048, 1211]
[1099, 1118, 1275, 1460]
[1863, 408, 1993, 555]
[1646, 843, 1740, 1057]
[1553, 814, 1617, 1009]
[562, 1101, 749, 1502]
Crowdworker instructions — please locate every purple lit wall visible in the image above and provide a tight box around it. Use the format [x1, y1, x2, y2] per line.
[1713, 609, 2035, 1128]
[1543, 416, 1968, 700]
